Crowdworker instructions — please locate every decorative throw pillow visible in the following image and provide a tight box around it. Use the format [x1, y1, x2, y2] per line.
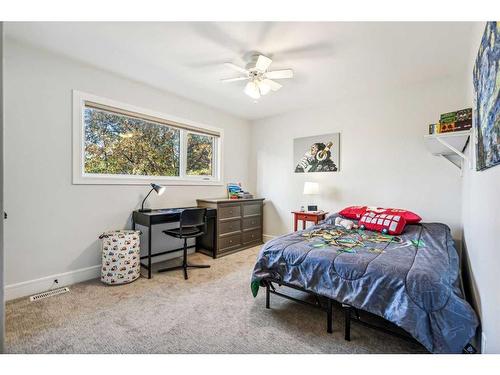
[339, 206, 367, 220]
[340, 206, 422, 224]
[366, 207, 421, 224]
[359, 212, 407, 235]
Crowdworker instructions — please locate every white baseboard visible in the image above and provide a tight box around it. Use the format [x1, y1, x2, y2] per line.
[263, 234, 276, 242]
[4, 249, 191, 301]
[5, 264, 101, 301]
[482, 332, 487, 353]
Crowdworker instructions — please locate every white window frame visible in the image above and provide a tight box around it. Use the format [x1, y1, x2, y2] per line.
[183, 129, 218, 179]
[72, 90, 223, 185]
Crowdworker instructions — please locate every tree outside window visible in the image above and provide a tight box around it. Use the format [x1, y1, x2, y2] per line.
[186, 133, 214, 176]
[75, 92, 221, 185]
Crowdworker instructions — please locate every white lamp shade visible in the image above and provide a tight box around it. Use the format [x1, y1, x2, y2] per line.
[244, 81, 261, 99]
[303, 182, 319, 195]
[259, 80, 271, 95]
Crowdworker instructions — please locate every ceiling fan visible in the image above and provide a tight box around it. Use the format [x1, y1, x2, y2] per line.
[221, 54, 294, 100]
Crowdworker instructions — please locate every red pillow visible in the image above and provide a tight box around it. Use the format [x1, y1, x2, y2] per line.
[365, 207, 421, 224]
[359, 212, 407, 235]
[340, 206, 421, 224]
[339, 206, 367, 220]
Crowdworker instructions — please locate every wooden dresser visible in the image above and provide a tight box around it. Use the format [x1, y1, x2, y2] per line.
[196, 198, 264, 258]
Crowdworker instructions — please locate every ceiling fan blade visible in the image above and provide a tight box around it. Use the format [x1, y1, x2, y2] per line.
[220, 77, 248, 83]
[255, 55, 272, 72]
[262, 79, 282, 92]
[265, 69, 294, 79]
[224, 62, 249, 75]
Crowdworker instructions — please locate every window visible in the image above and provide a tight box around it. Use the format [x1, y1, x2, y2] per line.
[186, 132, 215, 176]
[73, 91, 222, 185]
[84, 106, 181, 177]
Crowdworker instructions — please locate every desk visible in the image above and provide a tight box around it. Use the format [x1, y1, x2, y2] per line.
[132, 207, 216, 279]
[291, 211, 328, 231]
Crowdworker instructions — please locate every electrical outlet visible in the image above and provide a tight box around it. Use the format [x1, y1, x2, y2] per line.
[481, 332, 487, 353]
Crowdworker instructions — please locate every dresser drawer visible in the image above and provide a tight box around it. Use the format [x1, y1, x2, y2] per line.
[219, 233, 242, 252]
[219, 204, 241, 220]
[219, 219, 241, 235]
[296, 213, 321, 222]
[242, 203, 262, 217]
[243, 229, 262, 244]
[242, 216, 261, 230]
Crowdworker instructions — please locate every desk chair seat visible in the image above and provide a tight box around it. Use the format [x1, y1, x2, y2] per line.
[163, 227, 205, 238]
[158, 208, 210, 280]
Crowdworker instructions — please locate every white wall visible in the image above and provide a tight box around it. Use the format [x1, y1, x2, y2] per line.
[462, 155, 500, 354]
[0, 22, 5, 352]
[3, 39, 253, 299]
[461, 22, 500, 354]
[251, 75, 469, 240]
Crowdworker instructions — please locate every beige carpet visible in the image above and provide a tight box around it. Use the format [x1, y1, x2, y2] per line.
[5, 246, 426, 354]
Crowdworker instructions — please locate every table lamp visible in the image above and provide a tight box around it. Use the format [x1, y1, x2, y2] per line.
[303, 181, 319, 212]
[139, 183, 166, 212]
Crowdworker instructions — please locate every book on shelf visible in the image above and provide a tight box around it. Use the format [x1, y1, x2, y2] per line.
[439, 108, 472, 125]
[439, 121, 472, 133]
[429, 107, 472, 135]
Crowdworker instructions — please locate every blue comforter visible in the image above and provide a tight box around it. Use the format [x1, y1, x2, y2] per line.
[251, 215, 478, 353]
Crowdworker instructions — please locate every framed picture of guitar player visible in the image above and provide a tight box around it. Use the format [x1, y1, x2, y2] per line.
[294, 133, 340, 173]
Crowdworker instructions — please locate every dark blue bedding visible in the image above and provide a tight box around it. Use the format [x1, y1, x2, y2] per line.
[251, 214, 478, 353]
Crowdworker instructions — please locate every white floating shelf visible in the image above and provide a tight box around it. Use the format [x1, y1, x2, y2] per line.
[424, 130, 472, 172]
[424, 130, 471, 155]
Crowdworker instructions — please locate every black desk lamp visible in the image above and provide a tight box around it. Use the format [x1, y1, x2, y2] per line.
[139, 183, 166, 212]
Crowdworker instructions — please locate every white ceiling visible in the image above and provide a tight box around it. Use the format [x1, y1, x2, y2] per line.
[5, 22, 479, 120]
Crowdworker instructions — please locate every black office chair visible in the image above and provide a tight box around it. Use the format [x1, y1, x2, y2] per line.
[158, 208, 210, 280]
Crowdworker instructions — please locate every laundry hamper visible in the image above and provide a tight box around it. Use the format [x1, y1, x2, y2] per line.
[99, 230, 141, 285]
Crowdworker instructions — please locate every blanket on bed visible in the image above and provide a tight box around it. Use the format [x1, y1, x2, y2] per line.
[251, 216, 478, 353]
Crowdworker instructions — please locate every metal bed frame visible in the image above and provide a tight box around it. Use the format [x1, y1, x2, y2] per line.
[264, 277, 334, 334]
[263, 276, 424, 348]
[264, 275, 478, 354]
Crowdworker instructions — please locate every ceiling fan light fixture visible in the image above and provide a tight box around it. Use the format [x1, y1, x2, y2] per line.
[258, 80, 271, 95]
[223, 54, 293, 101]
[244, 81, 261, 100]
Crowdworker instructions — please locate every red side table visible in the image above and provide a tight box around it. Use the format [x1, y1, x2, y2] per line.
[292, 211, 328, 231]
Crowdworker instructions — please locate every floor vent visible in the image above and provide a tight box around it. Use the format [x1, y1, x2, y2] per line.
[29, 287, 70, 302]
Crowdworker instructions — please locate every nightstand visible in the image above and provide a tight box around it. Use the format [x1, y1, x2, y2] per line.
[291, 211, 328, 231]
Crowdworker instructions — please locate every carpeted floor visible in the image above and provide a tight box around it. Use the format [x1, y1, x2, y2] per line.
[5, 246, 426, 354]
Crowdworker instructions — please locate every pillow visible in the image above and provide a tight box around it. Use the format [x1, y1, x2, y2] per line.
[359, 212, 407, 235]
[365, 207, 421, 224]
[339, 206, 367, 220]
[339, 206, 422, 224]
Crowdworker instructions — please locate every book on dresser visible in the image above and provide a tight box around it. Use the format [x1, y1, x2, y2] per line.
[196, 198, 264, 258]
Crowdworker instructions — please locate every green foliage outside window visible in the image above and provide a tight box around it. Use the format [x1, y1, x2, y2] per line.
[186, 133, 214, 176]
[84, 107, 180, 176]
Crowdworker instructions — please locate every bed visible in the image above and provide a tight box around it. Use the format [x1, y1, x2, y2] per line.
[251, 213, 479, 354]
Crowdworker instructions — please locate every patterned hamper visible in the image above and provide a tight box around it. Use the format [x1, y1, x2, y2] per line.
[99, 230, 141, 285]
